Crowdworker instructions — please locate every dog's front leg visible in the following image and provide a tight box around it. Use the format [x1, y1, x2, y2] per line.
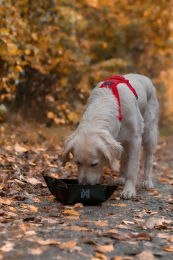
[121, 136, 142, 199]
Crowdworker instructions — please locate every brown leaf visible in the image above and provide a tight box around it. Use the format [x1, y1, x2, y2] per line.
[58, 240, 77, 251]
[109, 232, 129, 241]
[27, 177, 41, 186]
[134, 209, 147, 218]
[28, 247, 43, 255]
[164, 245, 173, 252]
[117, 204, 127, 207]
[95, 253, 107, 259]
[1, 242, 14, 252]
[0, 217, 15, 223]
[161, 169, 171, 175]
[12, 194, 26, 201]
[81, 238, 98, 245]
[94, 244, 114, 253]
[74, 203, 84, 208]
[0, 198, 11, 205]
[131, 233, 153, 241]
[14, 143, 27, 153]
[37, 239, 60, 246]
[94, 221, 108, 226]
[136, 251, 156, 260]
[145, 217, 159, 229]
[0, 210, 7, 216]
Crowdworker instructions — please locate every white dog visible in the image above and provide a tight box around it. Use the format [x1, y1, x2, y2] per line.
[62, 74, 159, 199]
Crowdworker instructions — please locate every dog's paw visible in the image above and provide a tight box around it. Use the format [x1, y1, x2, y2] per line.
[142, 180, 154, 189]
[121, 189, 136, 200]
[115, 177, 125, 185]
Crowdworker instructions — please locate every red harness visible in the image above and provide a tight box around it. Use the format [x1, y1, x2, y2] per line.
[99, 75, 138, 121]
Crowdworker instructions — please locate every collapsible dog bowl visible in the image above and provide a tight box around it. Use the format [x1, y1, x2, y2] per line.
[43, 176, 118, 205]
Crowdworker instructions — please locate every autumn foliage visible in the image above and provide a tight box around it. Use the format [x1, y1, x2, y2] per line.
[0, 0, 173, 125]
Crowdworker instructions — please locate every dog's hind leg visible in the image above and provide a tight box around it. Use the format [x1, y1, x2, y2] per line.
[142, 123, 158, 189]
[121, 136, 142, 199]
[142, 96, 159, 189]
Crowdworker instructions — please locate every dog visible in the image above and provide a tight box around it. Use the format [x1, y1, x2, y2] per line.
[62, 74, 159, 199]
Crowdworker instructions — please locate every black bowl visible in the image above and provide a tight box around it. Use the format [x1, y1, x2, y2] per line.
[43, 175, 118, 205]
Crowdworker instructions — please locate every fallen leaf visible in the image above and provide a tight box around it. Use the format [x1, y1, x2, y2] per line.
[109, 232, 129, 241]
[157, 233, 170, 239]
[28, 205, 38, 212]
[0, 217, 15, 223]
[136, 251, 156, 260]
[81, 238, 98, 245]
[47, 195, 55, 201]
[9, 207, 16, 212]
[8, 212, 17, 217]
[25, 231, 37, 236]
[94, 221, 108, 226]
[0, 210, 7, 216]
[158, 177, 171, 184]
[117, 204, 127, 207]
[134, 209, 147, 218]
[169, 236, 173, 243]
[161, 169, 171, 175]
[1, 242, 14, 252]
[65, 216, 79, 220]
[122, 220, 134, 225]
[47, 111, 54, 119]
[70, 226, 88, 231]
[94, 244, 114, 253]
[27, 177, 41, 186]
[14, 143, 27, 153]
[59, 240, 77, 251]
[164, 245, 173, 252]
[117, 224, 129, 229]
[34, 198, 40, 203]
[96, 253, 107, 259]
[74, 203, 83, 208]
[63, 209, 79, 216]
[131, 233, 153, 241]
[28, 247, 43, 255]
[111, 257, 123, 260]
[145, 217, 161, 229]
[0, 198, 11, 205]
[37, 239, 60, 246]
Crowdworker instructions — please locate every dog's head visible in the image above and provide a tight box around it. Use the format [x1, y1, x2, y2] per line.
[62, 129, 123, 185]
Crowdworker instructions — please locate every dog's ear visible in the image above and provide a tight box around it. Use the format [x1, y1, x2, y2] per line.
[98, 130, 123, 171]
[62, 132, 77, 166]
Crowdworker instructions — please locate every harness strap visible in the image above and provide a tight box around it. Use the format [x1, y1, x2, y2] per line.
[99, 75, 138, 121]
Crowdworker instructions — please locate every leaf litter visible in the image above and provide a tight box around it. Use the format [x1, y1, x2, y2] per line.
[0, 128, 173, 259]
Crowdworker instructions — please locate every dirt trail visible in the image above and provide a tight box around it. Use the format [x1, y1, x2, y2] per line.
[0, 128, 173, 260]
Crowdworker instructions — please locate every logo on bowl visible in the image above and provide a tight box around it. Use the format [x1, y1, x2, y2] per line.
[81, 189, 90, 198]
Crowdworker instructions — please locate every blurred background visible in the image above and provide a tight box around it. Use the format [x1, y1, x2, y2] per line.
[0, 0, 173, 143]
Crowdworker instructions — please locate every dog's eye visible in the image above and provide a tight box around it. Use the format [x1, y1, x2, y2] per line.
[91, 163, 98, 167]
[76, 162, 81, 165]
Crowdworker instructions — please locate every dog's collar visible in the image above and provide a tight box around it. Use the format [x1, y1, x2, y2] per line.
[99, 75, 138, 121]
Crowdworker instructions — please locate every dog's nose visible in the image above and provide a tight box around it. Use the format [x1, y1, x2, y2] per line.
[80, 177, 88, 185]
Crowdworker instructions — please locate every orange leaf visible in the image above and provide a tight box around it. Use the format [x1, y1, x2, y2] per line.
[63, 209, 79, 216]
[16, 65, 22, 72]
[94, 221, 108, 226]
[47, 111, 54, 119]
[94, 244, 114, 254]
[0, 198, 11, 205]
[117, 204, 127, 207]
[164, 245, 173, 252]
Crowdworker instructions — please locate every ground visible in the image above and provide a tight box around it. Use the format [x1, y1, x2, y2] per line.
[0, 124, 173, 260]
